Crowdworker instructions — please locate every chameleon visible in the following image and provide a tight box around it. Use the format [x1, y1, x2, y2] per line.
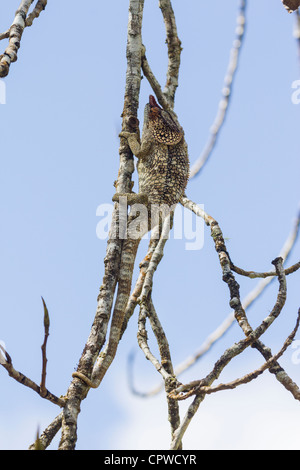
[73, 95, 189, 388]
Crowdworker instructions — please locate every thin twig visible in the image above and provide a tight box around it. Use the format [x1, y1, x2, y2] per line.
[170, 258, 288, 400]
[137, 201, 300, 397]
[141, 46, 171, 111]
[0, 0, 35, 77]
[28, 412, 63, 450]
[0, 30, 10, 41]
[198, 309, 300, 396]
[231, 260, 300, 278]
[134, 214, 181, 445]
[25, 0, 48, 26]
[0, 0, 47, 44]
[0, 344, 65, 407]
[136, 216, 173, 373]
[169, 259, 287, 449]
[180, 195, 300, 340]
[180, 197, 300, 402]
[294, 9, 300, 67]
[159, 0, 182, 106]
[137, 302, 171, 382]
[40, 297, 50, 397]
[189, 0, 247, 179]
[147, 300, 181, 445]
[172, 308, 300, 400]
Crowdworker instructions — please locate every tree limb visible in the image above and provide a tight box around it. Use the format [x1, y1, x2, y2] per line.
[0, 344, 65, 408]
[189, 0, 247, 179]
[0, 0, 35, 77]
[58, 0, 146, 450]
[159, 0, 182, 105]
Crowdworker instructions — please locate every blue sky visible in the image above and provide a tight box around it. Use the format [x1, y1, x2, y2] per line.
[0, 0, 300, 450]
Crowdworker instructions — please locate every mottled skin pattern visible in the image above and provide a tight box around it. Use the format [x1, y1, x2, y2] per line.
[117, 95, 189, 216]
[137, 96, 189, 209]
[72, 96, 189, 388]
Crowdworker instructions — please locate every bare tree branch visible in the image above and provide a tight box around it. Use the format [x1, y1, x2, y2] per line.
[170, 257, 288, 400]
[130, 201, 300, 398]
[189, 0, 247, 179]
[28, 412, 63, 450]
[169, 258, 288, 449]
[1, 0, 299, 451]
[173, 308, 300, 399]
[0, 0, 47, 47]
[141, 46, 171, 111]
[180, 197, 300, 402]
[159, 0, 182, 105]
[26, 0, 47, 26]
[294, 9, 300, 66]
[58, 0, 146, 450]
[40, 297, 50, 398]
[135, 214, 181, 445]
[0, 0, 36, 77]
[0, 344, 65, 408]
[0, 30, 10, 41]
[178, 197, 300, 352]
[231, 260, 300, 279]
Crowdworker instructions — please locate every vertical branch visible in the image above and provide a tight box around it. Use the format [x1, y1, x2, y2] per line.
[40, 297, 50, 397]
[58, 0, 145, 450]
[170, 394, 203, 450]
[136, 214, 182, 446]
[189, 0, 247, 178]
[294, 9, 300, 67]
[147, 300, 181, 447]
[159, 0, 182, 106]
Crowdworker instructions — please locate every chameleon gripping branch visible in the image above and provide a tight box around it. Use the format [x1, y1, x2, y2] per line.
[72, 94, 190, 389]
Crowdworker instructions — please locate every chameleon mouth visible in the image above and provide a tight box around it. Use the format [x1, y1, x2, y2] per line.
[149, 95, 161, 109]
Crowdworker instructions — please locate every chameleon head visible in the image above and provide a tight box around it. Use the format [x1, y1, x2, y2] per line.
[147, 95, 183, 145]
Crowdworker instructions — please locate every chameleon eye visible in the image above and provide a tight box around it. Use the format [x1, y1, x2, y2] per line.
[149, 107, 160, 119]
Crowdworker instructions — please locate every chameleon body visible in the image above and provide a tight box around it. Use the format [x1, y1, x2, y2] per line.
[73, 95, 189, 388]
[136, 94, 189, 208]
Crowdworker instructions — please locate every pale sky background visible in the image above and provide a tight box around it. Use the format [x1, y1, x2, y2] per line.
[0, 0, 300, 450]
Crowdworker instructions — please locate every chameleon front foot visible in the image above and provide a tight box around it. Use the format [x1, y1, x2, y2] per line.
[119, 131, 136, 139]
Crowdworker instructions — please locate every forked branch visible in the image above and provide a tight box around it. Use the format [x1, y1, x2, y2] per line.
[0, 0, 48, 77]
